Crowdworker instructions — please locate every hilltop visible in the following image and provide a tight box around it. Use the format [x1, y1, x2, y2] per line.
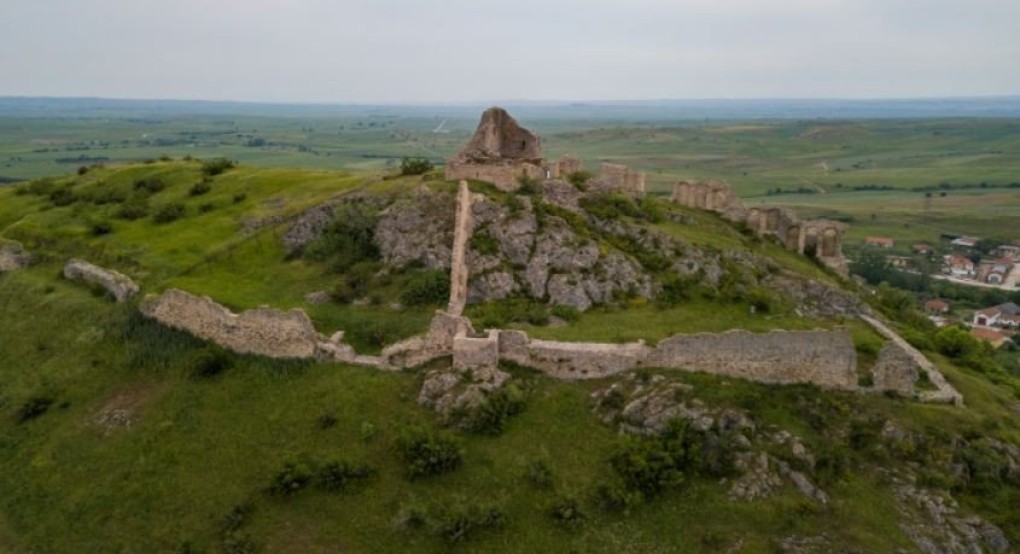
[1, 111, 1019, 553]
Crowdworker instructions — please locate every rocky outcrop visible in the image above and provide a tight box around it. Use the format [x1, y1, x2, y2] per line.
[893, 479, 1010, 554]
[418, 363, 512, 429]
[141, 288, 357, 361]
[374, 191, 455, 270]
[771, 273, 869, 318]
[0, 241, 32, 273]
[63, 259, 140, 302]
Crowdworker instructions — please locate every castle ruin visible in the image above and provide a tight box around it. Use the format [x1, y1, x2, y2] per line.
[673, 180, 849, 276]
[445, 107, 644, 196]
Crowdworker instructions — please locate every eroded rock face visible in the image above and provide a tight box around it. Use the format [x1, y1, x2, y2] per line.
[893, 479, 1010, 554]
[0, 241, 32, 273]
[451, 107, 542, 163]
[418, 364, 515, 430]
[63, 259, 140, 302]
[374, 192, 456, 270]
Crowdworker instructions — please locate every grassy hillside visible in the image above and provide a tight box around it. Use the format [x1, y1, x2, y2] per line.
[2, 161, 1019, 553]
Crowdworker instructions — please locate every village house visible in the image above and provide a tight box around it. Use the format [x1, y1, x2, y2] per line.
[912, 243, 933, 255]
[944, 254, 976, 277]
[970, 327, 1011, 349]
[986, 259, 1013, 284]
[973, 302, 1020, 328]
[996, 244, 1020, 261]
[924, 299, 950, 315]
[865, 236, 895, 248]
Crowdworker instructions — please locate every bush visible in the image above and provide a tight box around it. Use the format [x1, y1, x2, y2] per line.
[202, 158, 236, 176]
[934, 326, 981, 359]
[469, 231, 500, 256]
[16, 396, 54, 423]
[133, 178, 166, 194]
[267, 462, 312, 496]
[516, 174, 540, 194]
[566, 170, 593, 189]
[77, 165, 89, 176]
[188, 346, 232, 379]
[457, 385, 526, 435]
[524, 459, 555, 489]
[399, 428, 463, 479]
[116, 198, 150, 220]
[400, 270, 450, 307]
[431, 503, 504, 543]
[198, 202, 216, 214]
[550, 304, 581, 323]
[400, 157, 434, 176]
[316, 461, 375, 493]
[49, 187, 76, 207]
[304, 203, 380, 269]
[232, 192, 247, 204]
[189, 180, 211, 196]
[549, 497, 585, 528]
[153, 203, 186, 224]
[90, 221, 113, 236]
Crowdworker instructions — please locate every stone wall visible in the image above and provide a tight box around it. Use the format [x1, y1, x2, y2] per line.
[447, 181, 474, 316]
[380, 311, 474, 369]
[591, 162, 645, 196]
[63, 258, 140, 302]
[452, 331, 499, 371]
[493, 327, 858, 389]
[645, 329, 858, 389]
[673, 180, 849, 277]
[860, 315, 963, 405]
[556, 155, 582, 178]
[444, 160, 545, 192]
[142, 288, 356, 361]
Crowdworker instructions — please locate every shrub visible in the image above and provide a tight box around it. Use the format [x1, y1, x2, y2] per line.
[566, 170, 593, 189]
[116, 198, 150, 220]
[189, 180, 212, 196]
[550, 304, 581, 323]
[524, 459, 555, 489]
[153, 203, 186, 224]
[516, 174, 540, 194]
[90, 221, 113, 236]
[133, 178, 166, 194]
[317, 413, 338, 429]
[400, 270, 450, 307]
[431, 503, 504, 543]
[232, 192, 247, 204]
[49, 187, 76, 207]
[316, 461, 375, 492]
[458, 385, 526, 435]
[202, 158, 236, 176]
[267, 462, 312, 496]
[548, 497, 585, 528]
[304, 203, 380, 268]
[933, 326, 981, 359]
[399, 428, 463, 479]
[188, 346, 232, 379]
[198, 202, 215, 214]
[400, 157, 434, 176]
[16, 396, 54, 423]
[77, 165, 89, 176]
[469, 231, 500, 256]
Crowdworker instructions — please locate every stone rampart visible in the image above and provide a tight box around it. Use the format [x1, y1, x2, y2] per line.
[141, 288, 356, 361]
[447, 181, 474, 315]
[63, 258, 140, 302]
[452, 331, 499, 371]
[591, 163, 645, 196]
[860, 315, 963, 405]
[645, 329, 858, 389]
[380, 311, 474, 369]
[521, 337, 650, 379]
[444, 160, 544, 192]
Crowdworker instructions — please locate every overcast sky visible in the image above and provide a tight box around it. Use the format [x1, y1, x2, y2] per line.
[1, 0, 1018, 103]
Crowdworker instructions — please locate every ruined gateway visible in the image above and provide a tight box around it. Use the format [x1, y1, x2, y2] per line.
[135, 107, 962, 406]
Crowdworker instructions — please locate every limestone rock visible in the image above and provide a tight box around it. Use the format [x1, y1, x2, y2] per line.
[63, 259, 140, 302]
[374, 192, 455, 270]
[450, 107, 542, 163]
[418, 364, 513, 430]
[0, 241, 32, 273]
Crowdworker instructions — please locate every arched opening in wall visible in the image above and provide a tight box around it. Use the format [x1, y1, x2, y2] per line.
[822, 228, 838, 258]
[786, 225, 801, 251]
[765, 210, 780, 232]
[803, 232, 819, 258]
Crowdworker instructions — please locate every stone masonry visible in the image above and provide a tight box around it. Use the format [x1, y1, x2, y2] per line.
[445, 107, 545, 191]
[63, 258, 140, 302]
[590, 163, 646, 196]
[447, 180, 473, 316]
[142, 288, 360, 362]
[673, 180, 849, 277]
